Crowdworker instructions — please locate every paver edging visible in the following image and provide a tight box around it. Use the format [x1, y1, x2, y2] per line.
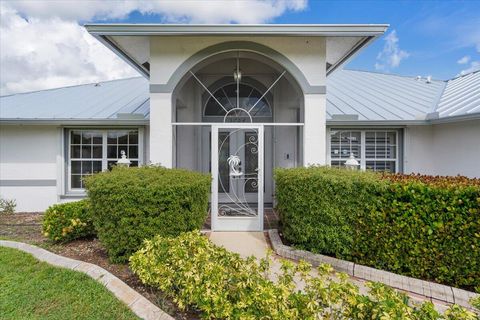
[268, 229, 478, 309]
[0, 240, 174, 320]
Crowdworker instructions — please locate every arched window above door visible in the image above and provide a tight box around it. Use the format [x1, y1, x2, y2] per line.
[204, 83, 272, 119]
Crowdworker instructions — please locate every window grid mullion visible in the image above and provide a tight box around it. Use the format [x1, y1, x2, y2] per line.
[102, 131, 108, 171]
[395, 130, 399, 173]
[68, 129, 140, 192]
[360, 131, 366, 170]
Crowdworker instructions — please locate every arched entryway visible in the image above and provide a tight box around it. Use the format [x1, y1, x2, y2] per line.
[172, 50, 304, 231]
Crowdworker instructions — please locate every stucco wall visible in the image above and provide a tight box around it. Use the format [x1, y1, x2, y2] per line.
[404, 125, 435, 175]
[431, 120, 480, 177]
[405, 120, 480, 177]
[0, 125, 61, 212]
[150, 36, 327, 87]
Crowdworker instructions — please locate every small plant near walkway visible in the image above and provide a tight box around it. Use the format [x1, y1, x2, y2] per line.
[42, 199, 95, 242]
[0, 246, 138, 320]
[0, 197, 16, 214]
[85, 166, 210, 263]
[130, 231, 479, 319]
[275, 167, 480, 291]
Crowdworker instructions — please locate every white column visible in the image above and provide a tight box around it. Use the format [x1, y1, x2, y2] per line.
[303, 93, 326, 166]
[149, 92, 173, 168]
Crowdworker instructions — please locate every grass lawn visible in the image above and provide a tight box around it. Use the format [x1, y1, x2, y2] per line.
[0, 246, 139, 320]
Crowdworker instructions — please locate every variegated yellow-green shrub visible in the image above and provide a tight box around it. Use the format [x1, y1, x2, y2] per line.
[130, 231, 479, 319]
[42, 199, 95, 242]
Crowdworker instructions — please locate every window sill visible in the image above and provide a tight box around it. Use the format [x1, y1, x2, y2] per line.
[60, 193, 87, 199]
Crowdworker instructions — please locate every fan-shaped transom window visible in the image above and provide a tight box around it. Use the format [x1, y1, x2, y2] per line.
[204, 83, 272, 118]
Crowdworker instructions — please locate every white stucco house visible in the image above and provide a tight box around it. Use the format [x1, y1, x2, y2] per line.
[1, 24, 479, 230]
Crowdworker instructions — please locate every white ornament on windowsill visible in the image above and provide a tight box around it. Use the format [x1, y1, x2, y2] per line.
[345, 153, 360, 170]
[117, 150, 131, 167]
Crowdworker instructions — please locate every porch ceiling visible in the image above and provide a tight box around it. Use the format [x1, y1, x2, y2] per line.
[85, 24, 388, 78]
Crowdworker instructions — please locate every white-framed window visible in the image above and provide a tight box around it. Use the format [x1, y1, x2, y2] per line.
[68, 129, 142, 190]
[329, 129, 399, 173]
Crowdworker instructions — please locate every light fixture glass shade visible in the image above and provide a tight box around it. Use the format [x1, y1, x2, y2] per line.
[233, 69, 242, 82]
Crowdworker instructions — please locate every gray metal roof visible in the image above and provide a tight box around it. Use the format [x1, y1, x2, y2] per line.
[436, 70, 480, 118]
[0, 77, 149, 122]
[327, 69, 446, 121]
[1, 69, 478, 124]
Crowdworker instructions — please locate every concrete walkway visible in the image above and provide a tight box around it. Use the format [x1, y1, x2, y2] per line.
[209, 232, 269, 259]
[208, 231, 453, 313]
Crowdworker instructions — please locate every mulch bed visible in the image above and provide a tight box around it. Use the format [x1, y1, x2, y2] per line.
[0, 212, 200, 320]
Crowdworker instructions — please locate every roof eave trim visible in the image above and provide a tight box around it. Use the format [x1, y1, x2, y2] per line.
[0, 119, 149, 126]
[327, 113, 480, 126]
[430, 113, 480, 124]
[327, 120, 428, 126]
[327, 36, 376, 75]
[95, 35, 149, 79]
[85, 24, 389, 37]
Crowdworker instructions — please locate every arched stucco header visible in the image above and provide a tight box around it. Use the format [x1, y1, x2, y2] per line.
[150, 41, 326, 95]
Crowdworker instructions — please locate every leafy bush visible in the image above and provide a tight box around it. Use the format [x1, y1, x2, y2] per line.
[274, 167, 386, 257]
[275, 167, 480, 290]
[0, 198, 16, 214]
[130, 231, 479, 319]
[84, 166, 210, 263]
[42, 199, 94, 242]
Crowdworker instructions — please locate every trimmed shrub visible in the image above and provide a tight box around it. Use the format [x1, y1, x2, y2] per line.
[84, 166, 210, 263]
[42, 199, 95, 242]
[275, 167, 480, 290]
[130, 231, 478, 319]
[274, 167, 386, 257]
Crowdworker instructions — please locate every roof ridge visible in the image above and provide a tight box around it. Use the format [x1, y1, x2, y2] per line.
[341, 68, 446, 82]
[448, 69, 480, 81]
[0, 76, 144, 98]
[430, 81, 448, 113]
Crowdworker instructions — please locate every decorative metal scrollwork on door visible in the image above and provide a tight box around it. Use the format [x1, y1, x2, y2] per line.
[190, 53, 284, 218]
[218, 128, 259, 217]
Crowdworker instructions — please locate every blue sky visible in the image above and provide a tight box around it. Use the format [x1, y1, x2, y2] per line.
[105, 1, 480, 80]
[1, 0, 479, 95]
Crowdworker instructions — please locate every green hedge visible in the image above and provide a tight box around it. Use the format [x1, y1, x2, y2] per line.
[84, 166, 210, 263]
[275, 167, 480, 291]
[42, 199, 95, 242]
[130, 231, 478, 319]
[275, 167, 386, 257]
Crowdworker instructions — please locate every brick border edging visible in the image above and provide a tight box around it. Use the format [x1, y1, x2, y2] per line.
[268, 229, 478, 309]
[0, 240, 173, 320]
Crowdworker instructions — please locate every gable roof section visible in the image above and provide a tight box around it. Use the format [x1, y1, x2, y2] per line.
[436, 71, 480, 119]
[85, 24, 388, 77]
[1, 70, 478, 124]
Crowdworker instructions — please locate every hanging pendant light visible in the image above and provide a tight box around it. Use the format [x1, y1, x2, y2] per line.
[233, 68, 242, 82]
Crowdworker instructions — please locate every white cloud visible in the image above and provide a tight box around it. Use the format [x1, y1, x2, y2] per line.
[375, 30, 410, 71]
[0, 0, 307, 95]
[458, 61, 480, 76]
[6, 0, 307, 23]
[139, 0, 307, 24]
[0, 4, 138, 95]
[457, 55, 470, 64]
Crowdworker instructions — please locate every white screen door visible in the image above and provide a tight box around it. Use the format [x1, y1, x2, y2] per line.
[211, 124, 264, 231]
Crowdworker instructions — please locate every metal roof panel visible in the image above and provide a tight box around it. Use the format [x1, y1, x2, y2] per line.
[436, 71, 480, 118]
[2, 69, 478, 123]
